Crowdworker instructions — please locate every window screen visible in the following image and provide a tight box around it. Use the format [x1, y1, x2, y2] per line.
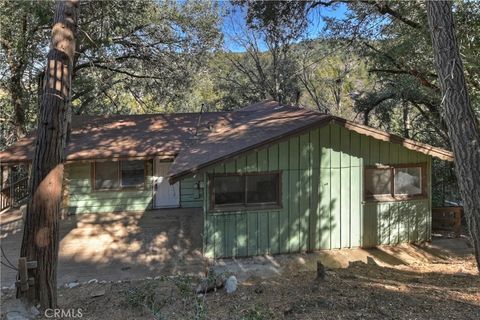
[365, 168, 392, 196]
[394, 167, 422, 195]
[214, 176, 245, 205]
[121, 160, 145, 188]
[94, 161, 119, 190]
[212, 172, 281, 208]
[246, 174, 279, 204]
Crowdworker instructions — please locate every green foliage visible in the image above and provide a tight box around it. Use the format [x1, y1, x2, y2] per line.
[124, 282, 163, 319]
[321, 1, 479, 146]
[0, 0, 222, 147]
[296, 40, 372, 118]
[171, 275, 207, 320]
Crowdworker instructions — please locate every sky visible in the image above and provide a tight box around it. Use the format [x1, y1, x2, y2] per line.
[221, 1, 349, 52]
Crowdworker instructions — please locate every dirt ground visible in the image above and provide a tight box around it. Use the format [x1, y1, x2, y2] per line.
[0, 208, 205, 287]
[1, 237, 479, 320]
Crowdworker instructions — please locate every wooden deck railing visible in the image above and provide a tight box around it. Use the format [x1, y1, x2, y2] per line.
[0, 176, 29, 211]
[432, 206, 463, 237]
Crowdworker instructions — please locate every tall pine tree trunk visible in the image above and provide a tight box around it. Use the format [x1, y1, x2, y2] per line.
[426, 1, 480, 272]
[18, 0, 79, 308]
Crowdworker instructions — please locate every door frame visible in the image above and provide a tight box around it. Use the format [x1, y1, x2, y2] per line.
[153, 158, 180, 209]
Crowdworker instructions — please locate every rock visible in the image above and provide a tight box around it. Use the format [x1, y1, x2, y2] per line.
[88, 279, 98, 284]
[90, 288, 106, 298]
[99, 280, 107, 284]
[145, 277, 152, 280]
[29, 306, 40, 317]
[154, 276, 161, 280]
[6, 311, 28, 320]
[67, 282, 80, 289]
[195, 275, 224, 294]
[225, 275, 237, 294]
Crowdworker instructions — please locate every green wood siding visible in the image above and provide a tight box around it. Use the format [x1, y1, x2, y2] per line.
[66, 161, 154, 214]
[203, 123, 432, 258]
[179, 175, 203, 208]
[66, 160, 203, 214]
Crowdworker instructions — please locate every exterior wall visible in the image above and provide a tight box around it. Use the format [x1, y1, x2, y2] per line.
[66, 160, 203, 214]
[179, 175, 204, 208]
[203, 123, 432, 258]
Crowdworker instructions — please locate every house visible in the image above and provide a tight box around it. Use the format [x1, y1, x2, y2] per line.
[0, 100, 454, 258]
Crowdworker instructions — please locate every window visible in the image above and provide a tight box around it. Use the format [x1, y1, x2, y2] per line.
[247, 174, 279, 204]
[94, 160, 145, 191]
[121, 160, 145, 188]
[365, 164, 425, 201]
[211, 172, 281, 209]
[214, 176, 245, 205]
[394, 167, 422, 195]
[365, 168, 392, 196]
[94, 161, 119, 190]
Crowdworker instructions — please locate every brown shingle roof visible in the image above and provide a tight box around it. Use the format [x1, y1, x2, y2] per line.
[167, 101, 453, 182]
[0, 112, 235, 163]
[168, 102, 332, 182]
[0, 100, 454, 177]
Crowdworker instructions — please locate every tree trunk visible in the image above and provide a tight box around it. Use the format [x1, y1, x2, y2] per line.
[10, 72, 26, 140]
[426, 0, 480, 272]
[18, 0, 79, 308]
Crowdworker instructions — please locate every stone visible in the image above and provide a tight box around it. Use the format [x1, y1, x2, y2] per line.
[225, 275, 237, 294]
[88, 279, 98, 284]
[195, 275, 224, 294]
[99, 280, 107, 284]
[154, 276, 161, 280]
[90, 288, 106, 298]
[145, 277, 152, 280]
[67, 282, 80, 289]
[6, 311, 28, 320]
[29, 306, 40, 317]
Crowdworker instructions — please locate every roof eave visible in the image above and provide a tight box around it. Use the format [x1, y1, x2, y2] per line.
[331, 117, 454, 161]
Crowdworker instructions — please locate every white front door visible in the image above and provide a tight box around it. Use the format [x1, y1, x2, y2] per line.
[154, 160, 179, 208]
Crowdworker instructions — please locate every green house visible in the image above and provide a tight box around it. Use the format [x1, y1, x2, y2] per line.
[0, 101, 453, 259]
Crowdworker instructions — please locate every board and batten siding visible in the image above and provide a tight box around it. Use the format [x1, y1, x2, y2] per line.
[179, 175, 204, 208]
[66, 160, 203, 214]
[203, 123, 432, 258]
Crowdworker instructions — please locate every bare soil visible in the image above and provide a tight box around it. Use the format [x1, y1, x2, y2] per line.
[1, 240, 479, 320]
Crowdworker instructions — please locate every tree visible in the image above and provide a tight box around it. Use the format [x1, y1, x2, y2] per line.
[426, 0, 480, 271]
[0, 0, 221, 148]
[219, 1, 305, 107]
[18, 0, 79, 307]
[0, 0, 52, 141]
